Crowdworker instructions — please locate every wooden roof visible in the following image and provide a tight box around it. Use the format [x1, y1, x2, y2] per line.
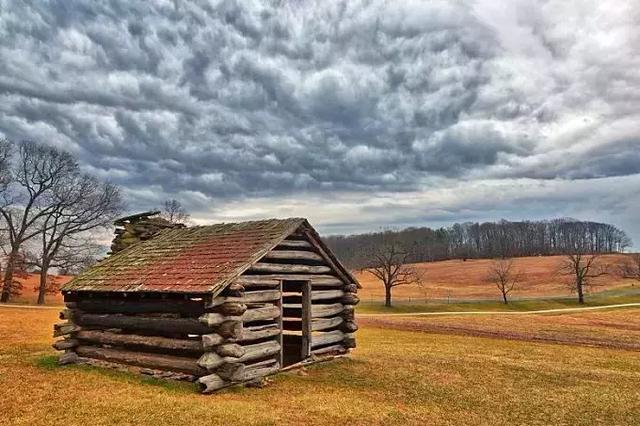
[62, 218, 357, 294]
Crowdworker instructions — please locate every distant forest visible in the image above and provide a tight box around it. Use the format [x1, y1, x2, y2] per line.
[324, 219, 632, 269]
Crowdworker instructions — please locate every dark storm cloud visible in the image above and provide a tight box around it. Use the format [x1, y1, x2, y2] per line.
[0, 0, 639, 243]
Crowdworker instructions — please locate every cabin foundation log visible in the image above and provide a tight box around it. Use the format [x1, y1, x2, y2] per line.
[197, 373, 227, 394]
[75, 330, 204, 352]
[52, 338, 79, 351]
[76, 345, 207, 375]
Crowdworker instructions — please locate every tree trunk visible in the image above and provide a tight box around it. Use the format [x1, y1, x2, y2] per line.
[37, 259, 50, 305]
[577, 279, 585, 304]
[0, 248, 17, 303]
[501, 291, 508, 304]
[384, 285, 392, 307]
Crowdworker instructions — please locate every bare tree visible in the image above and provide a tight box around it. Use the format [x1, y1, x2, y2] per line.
[0, 141, 77, 302]
[558, 253, 609, 304]
[487, 258, 521, 304]
[364, 238, 422, 307]
[31, 174, 121, 304]
[161, 199, 189, 224]
[618, 253, 640, 287]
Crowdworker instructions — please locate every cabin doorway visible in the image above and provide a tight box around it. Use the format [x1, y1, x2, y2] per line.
[281, 280, 311, 367]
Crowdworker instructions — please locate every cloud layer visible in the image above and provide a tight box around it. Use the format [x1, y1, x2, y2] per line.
[1, 0, 639, 244]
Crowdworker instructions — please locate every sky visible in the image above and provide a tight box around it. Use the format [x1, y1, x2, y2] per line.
[0, 0, 639, 245]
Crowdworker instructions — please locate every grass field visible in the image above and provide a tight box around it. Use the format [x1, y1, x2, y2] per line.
[354, 254, 634, 302]
[357, 286, 640, 314]
[1, 307, 639, 425]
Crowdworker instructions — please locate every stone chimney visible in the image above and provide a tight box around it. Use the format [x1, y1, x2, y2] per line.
[110, 211, 186, 254]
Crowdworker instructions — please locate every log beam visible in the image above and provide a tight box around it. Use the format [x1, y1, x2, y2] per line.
[262, 250, 324, 262]
[76, 345, 207, 375]
[248, 263, 331, 274]
[75, 330, 204, 352]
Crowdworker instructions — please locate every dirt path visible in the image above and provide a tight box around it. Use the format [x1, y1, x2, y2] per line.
[359, 302, 640, 317]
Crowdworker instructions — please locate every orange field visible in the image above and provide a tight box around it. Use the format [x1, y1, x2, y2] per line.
[9, 274, 72, 305]
[355, 254, 634, 302]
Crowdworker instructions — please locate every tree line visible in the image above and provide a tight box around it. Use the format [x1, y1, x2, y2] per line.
[325, 219, 632, 269]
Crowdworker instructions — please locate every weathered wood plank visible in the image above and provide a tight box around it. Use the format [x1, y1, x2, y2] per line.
[53, 322, 81, 337]
[74, 312, 220, 336]
[241, 306, 281, 323]
[197, 373, 227, 394]
[52, 338, 79, 350]
[75, 330, 204, 352]
[238, 274, 343, 287]
[311, 344, 347, 356]
[275, 240, 313, 249]
[301, 280, 312, 359]
[312, 316, 343, 331]
[236, 340, 281, 363]
[228, 323, 280, 343]
[233, 276, 281, 288]
[263, 250, 324, 261]
[75, 299, 205, 315]
[312, 290, 345, 301]
[208, 290, 281, 307]
[248, 263, 332, 274]
[76, 345, 207, 375]
[341, 293, 360, 305]
[311, 330, 345, 348]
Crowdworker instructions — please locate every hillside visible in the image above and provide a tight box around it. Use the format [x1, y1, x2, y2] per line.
[354, 254, 634, 302]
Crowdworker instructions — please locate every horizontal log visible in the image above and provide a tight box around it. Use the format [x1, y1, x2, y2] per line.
[52, 338, 79, 351]
[198, 313, 228, 327]
[236, 340, 281, 363]
[75, 312, 214, 335]
[216, 343, 245, 358]
[219, 359, 280, 382]
[282, 303, 344, 318]
[312, 316, 343, 331]
[311, 344, 347, 356]
[199, 340, 280, 371]
[198, 373, 227, 394]
[201, 333, 224, 350]
[233, 276, 281, 288]
[75, 330, 204, 352]
[248, 263, 331, 274]
[275, 240, 312, 249]
[341, 293, 360, 305]
[76, 345, 207, 375]
[241, 306, 280, 323]
[198, 352, 225, 371]
[311, 330, 345, 348]
[241, 361, 280, 382]
[208, 290, 281, 307]
[53, 322, 81, 337]
[228, 323, 279, 343]
[238, 274, 344, 287]
[312, 290, 344, 301]
[263, 250, 324, 262]
[59, 309, 75, 321]
[75, 299, 205, 315]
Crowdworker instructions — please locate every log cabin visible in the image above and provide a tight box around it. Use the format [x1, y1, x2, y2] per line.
[55, 217, 359, 393]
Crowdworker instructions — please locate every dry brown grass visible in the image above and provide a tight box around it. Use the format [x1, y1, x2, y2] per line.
[355, 254, 633, 301]
[1, 307, 639, 425]
[361, 308, 640, 351]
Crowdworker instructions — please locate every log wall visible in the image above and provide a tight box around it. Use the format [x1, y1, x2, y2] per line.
[53, 233, 357, 394]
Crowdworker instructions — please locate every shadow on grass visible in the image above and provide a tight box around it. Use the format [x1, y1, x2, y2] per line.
[34, 354, 197, 394]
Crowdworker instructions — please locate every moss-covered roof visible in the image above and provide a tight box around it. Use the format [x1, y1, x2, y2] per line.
[62, 218, 306, 294]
